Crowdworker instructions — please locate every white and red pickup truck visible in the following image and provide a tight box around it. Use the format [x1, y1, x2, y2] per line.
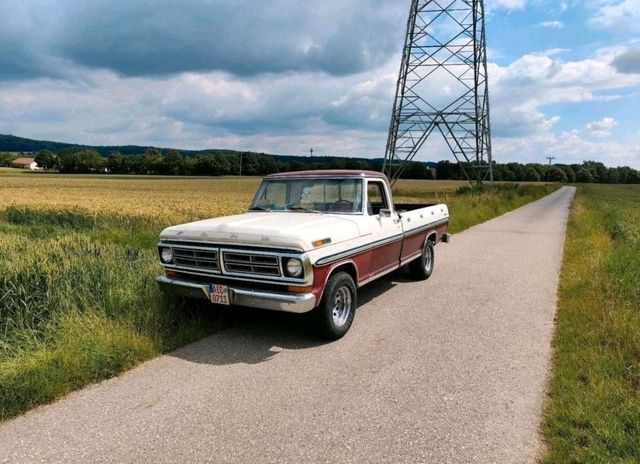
[157, 170, 450, 339]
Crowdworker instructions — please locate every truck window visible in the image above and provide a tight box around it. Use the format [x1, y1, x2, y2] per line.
[254, 182, 287, 210]
[250, 179, 363, 213]
[367, 182, 389, 215]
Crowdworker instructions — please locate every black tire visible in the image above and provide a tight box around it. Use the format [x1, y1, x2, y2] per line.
[314, 272, 357, 340]
[408, 240, 435, 281]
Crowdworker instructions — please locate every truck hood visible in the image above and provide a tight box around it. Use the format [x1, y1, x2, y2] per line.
[159, 212, 367, 251]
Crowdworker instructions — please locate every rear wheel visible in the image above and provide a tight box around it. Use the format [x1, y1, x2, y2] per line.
[314, 272, 357, 340]
[408, 239, 435, 280]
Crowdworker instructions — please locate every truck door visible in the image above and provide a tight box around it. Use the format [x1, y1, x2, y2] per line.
[365, 180, 403, 278]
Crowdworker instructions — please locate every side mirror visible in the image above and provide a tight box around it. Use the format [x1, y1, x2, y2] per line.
[379, 208, 392, 218]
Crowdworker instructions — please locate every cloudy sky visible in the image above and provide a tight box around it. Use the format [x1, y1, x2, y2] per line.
[1, 0, 639, 167]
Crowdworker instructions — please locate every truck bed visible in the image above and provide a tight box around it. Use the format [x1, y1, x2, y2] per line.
[394, 203, 438, 212]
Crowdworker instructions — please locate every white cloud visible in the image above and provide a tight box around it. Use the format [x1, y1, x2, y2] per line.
[487, 49, 640, 167]
[585, 117, 618, 137]
[591, 0, 640, 32]
[489, 0, 528, 11]
[539, 20, 564, 29]
[495, 130, 640, 167]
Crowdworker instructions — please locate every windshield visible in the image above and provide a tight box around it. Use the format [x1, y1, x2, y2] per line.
[250, 178, 364, 214]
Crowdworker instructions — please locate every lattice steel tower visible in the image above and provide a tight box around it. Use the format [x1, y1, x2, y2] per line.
[383, 0, 493, 185]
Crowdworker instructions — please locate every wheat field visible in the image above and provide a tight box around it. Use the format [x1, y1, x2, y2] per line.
[0, 173, 469, 223]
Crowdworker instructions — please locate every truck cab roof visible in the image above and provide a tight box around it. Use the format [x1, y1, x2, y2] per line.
[264, 170, 389, 181]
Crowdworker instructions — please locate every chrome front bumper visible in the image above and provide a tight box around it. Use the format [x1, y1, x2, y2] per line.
[156, 276, 317, 314]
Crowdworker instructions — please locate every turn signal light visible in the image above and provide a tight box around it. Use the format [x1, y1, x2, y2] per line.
[312, 238, 332, 248]
[287, 286, 312, 294]
[165, 270, 178, 278]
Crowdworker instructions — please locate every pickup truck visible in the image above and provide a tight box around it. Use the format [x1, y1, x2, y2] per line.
[157, 170, 450, 339]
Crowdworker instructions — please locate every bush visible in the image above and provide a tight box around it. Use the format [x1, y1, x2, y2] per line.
[548, 167, 568, 183]
[576, 168, 594, 183]
[523, 167, 541, 182]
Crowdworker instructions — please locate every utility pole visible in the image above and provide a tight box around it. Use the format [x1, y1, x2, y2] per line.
[383, 0, 493, 186]
[546, 156, 555, 166]
[309, 148, 314, 158]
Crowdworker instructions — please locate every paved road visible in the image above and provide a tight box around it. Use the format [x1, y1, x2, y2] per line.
[0, 187, 575, 464]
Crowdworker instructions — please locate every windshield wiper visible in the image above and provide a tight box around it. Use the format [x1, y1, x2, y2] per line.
[286, 205, 321, 214]
[248, 206, 269, 211]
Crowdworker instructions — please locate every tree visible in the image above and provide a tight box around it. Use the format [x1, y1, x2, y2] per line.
[582, 161, 608, 183]
[576, 168, 594, 183]
[0, 152, 18, 167]
[547, 166, 568, 183]
[402, 161, 433, 179]
[506, 163, 525, 181]
[107, 151, 128, 174]
[35, 149, 56, 171]
[528, 163, 547, 180]
[57, 149, 103, 173]
[522, 166, 541, 182]
[607, 168, 621, 184]
[143, 148, 163, 174]
[160, 150, 184, 175]
[435, 160, 461, 180]
[560, 166, 576, 183]
[623, 168, 640, 184]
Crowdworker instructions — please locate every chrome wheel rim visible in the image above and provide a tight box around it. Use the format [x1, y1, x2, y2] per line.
[332, 286, 352, 327]
[424, 245, 433, 272]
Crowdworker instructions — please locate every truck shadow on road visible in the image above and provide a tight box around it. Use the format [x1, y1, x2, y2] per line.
[169, 269, 412, 367]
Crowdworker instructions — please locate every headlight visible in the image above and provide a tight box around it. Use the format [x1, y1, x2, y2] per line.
[285, 258, 303, 277]
[160, 247, 173, 263]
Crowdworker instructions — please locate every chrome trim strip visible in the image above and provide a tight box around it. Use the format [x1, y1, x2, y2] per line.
[159, 240, 303, 253]
[164, 263, 222, 276]
[231, 288, 316, 314]
[156, 276, 316, 314]
[160, 267, 311, 287]
[314, 217, 448, 267]
[158, 242, 219, 252]
[400, 251, 423, 267]
[359, 264, 402, 287]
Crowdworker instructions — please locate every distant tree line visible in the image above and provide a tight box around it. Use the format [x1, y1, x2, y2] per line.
[1, 148, 639, 184]
[435, 160, 640, 184]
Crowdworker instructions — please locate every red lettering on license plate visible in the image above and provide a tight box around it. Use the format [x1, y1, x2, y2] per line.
[209, 284, 230, 305]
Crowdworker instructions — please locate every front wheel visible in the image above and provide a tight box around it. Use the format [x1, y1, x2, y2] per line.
[408, 240, 435, 280]
[314, 272, 357, 340]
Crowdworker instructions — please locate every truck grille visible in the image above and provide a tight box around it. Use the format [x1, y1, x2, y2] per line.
[222, 251, 281, 277]
[160, 242, 305, 282]
[173, 248, 220, 272]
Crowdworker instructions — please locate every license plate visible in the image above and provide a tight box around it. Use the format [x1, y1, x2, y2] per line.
[208, 284, 230, 305]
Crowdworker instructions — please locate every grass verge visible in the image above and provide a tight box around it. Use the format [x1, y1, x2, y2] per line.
[0, 179, 559, 421]
[542, 185, 640, 463]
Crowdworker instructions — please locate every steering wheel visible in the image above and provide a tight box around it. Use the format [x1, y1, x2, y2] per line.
[331, 199, 355, 211]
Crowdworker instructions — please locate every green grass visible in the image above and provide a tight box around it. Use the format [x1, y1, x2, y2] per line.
[0, 176, 559, 421]
[542, 185, 640, 464]
[394, 182, 559, 233]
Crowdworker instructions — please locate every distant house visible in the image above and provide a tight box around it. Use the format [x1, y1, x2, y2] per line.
[11, 157, 39, 170]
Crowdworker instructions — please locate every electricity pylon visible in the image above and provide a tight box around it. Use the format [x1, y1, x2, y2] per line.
[383, 0, 493, 185]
